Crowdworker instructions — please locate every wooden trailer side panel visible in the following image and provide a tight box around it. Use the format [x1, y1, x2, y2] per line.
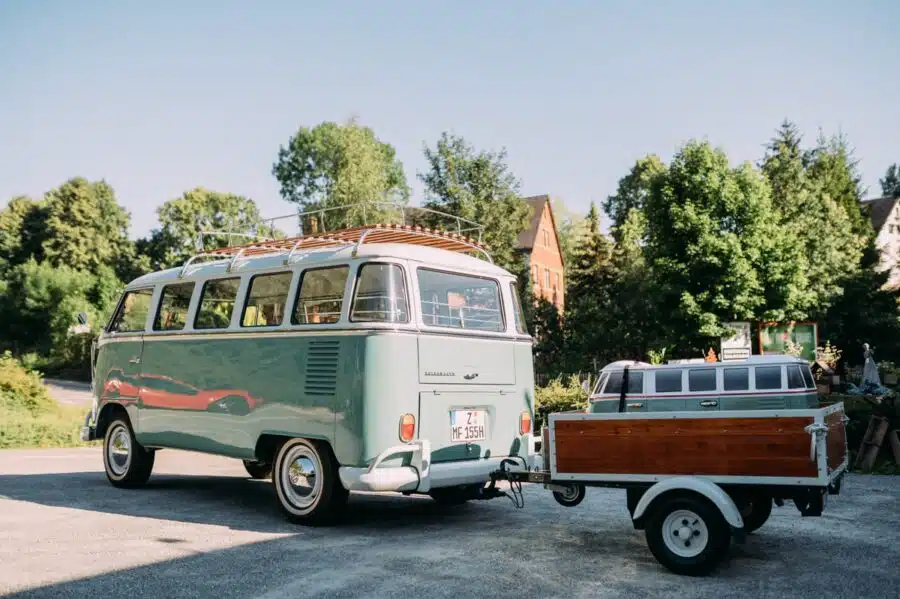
[825, 410, 848, 472]
[552, 415, 819, 478]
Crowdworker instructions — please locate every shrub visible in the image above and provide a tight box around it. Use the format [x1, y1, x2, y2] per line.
[0, 351, 56, 415]
[534, 374, 588, 431]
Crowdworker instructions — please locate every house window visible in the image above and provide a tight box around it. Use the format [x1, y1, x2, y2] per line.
[544, 268, 550, 288]
[532, 264, 538, 284]
[543, 229, 550, 246]
[555, 272, 560, 289]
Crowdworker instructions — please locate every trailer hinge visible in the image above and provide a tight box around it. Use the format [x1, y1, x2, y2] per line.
[804, 423, 829, 462]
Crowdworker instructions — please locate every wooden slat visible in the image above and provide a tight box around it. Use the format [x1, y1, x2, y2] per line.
[825, 410, 847, 472]
[553, 416, 819, 478]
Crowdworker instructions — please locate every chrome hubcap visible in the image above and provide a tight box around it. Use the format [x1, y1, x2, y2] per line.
[560, 485, 580, 501]
[662, 509, 709, 558]
[281, 446, 322, 510]
[107, 426, 131, 476]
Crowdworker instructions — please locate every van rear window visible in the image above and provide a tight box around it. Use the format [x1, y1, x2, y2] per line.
[605, 371, 643, 395]
[351, 263, 409, 323]
[417, 269, 503, 332]
[195, 278, 240, 330]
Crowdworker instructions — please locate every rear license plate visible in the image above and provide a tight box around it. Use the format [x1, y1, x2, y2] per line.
[450, 409, 486, 442]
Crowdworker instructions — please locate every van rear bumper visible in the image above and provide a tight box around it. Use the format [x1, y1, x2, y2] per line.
[338, 434, 538, 494]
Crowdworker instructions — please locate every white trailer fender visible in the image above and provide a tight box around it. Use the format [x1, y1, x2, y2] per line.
[631, 476, 745, 529]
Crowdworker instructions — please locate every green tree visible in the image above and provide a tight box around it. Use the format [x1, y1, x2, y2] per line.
[272, 119, 409, 231]
[644, 140, 809, 354]
[140, 187, 279, 269]
[0, 196, 48, 276]
[41, 178, 134, 279]
[551, 197, 590, 269]
[417, 132, 532, 271]
[531, 296, 567, 379]
[805, 131, 870, 237]
[820, 240, 900, 365]
[880, 163, 900, 198]
[761, 121, 864, 315]
[602, 154, 665, 241]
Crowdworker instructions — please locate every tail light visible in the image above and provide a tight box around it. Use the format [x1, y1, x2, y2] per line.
[519, 410, 532, 435]
[399, 413, 416, 442]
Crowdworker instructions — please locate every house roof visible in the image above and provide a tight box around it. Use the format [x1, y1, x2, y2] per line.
[862, 196, 898, 234]
[516, 195, 552, 250]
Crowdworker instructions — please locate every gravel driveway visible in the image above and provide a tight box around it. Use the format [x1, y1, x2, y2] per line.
[0, 447, 897, 599]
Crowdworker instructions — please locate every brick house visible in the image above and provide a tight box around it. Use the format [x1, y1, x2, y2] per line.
[862, 195, 900, 289]
[516, 195, 565, 311]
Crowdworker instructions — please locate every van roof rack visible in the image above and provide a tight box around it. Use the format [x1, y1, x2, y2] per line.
[178, 222, 492, 278]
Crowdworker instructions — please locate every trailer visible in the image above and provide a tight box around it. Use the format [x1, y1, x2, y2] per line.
[491, 401, 849, 576]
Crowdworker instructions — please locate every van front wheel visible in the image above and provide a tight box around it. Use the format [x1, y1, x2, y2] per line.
[272, 438, 347, 526]
[103, 416, 155, 488]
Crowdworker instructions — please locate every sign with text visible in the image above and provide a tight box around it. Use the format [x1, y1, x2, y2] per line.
[758, 322, 818, 362]
[721, 322, 751, 361]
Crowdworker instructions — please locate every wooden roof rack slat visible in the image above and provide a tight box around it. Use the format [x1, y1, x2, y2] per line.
[178, 223, 492, 278]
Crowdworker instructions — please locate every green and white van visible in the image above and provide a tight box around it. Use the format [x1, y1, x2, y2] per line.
[588, 356, 818, 413]
[81, 224, 538, 524]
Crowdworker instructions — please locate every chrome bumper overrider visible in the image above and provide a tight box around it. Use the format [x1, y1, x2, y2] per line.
[338, 434, 540, 494]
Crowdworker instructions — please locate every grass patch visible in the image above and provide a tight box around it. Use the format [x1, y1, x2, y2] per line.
[0, 403, 97, 449]
[0, 351, 98, 450]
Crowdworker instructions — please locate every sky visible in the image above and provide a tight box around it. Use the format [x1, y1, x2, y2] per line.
[1, 1, 898, 239]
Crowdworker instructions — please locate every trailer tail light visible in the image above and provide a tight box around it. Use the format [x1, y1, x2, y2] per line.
[399, 413, 416, 442]
[519, 410, 532, 435]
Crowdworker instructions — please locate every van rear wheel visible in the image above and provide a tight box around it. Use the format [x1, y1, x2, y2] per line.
[103, 416, 155, 488]
[272, 438, 347, 526]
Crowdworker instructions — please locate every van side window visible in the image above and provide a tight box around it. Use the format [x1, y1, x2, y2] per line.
[108, 288, 154, 333]
[154, 282, 194, 331]
[688, 369, 716, 392]
[801, 364, 815, 389]
[241, 272, 292, 327]
[755, 366, 782, 390]
[655, 369, 682, 393]
[605, 371, 643, 394]
[350, 263, 409, 323]
[509, 282, 529, 335]
[195, 277, 241, 330]
[292, 266, 349, 325]
[592, 372, 609, 394]
[417, 268, 504, 332]
[723, 367, 749, 391]
[786, 365, 805, 389]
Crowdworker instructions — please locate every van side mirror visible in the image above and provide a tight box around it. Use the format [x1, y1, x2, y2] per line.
[76, 311, 89, 325]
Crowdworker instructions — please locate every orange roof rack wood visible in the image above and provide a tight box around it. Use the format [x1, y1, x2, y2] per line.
[179, 223, 493, 277]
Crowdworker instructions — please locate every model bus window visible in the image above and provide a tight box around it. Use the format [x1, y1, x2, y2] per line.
[510, 282, 529, 335]
[755, 365, 782, 390]
[605, 371, 644, 395]
[655, 369, 683, 393]
[350, 263, 409, 323]
[153, 282, 194, 331]
[786, 364, 806, 389]
[109, 288, 154, 333]
[688, 369, 716, 392]
[194, 277, 241, 330]
[723, 367, 749, 392]
[801, 364, 816, 389]
[592, 371, 609, 395]
[292, 266, 349, 325]
[242, 272, 292, 327]
[417, 268, 503, 332]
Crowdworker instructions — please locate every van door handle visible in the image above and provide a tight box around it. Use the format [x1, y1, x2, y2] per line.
[700, 400, 718, 407]
[627, 402, 643, 409]
[129, 357, 141, 364]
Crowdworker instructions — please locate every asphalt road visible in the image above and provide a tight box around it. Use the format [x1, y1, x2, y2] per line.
[42, 379, 92, 407]
[0, 448, 898, 599]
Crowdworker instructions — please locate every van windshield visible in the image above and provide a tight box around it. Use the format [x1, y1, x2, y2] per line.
[417, 269, 504, 332]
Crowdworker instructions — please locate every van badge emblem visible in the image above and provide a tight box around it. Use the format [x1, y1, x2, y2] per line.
[425, 371, 455, 377]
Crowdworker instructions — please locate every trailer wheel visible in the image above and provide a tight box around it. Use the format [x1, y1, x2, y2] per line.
[735, 491, 772, 534]
[552, 483, 586, 507]
[645, 494, 731, 576]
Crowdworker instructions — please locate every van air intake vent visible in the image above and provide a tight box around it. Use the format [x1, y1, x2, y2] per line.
[304, 340, 340, 397]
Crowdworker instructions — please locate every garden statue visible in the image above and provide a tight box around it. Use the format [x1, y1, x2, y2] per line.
[862, 343, 881, 387]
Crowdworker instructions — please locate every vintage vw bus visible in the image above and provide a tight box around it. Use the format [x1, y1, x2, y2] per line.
[80, 223, 538, 524]
[587, 355, 818, 413]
